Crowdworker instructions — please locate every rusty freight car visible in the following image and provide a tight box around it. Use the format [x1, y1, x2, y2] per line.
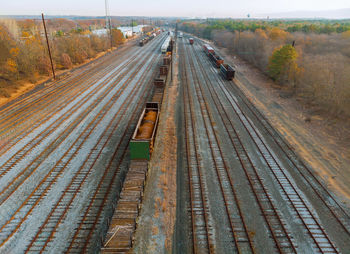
[129, 103, 160, 160]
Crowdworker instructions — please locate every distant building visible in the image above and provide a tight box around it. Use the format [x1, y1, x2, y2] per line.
[92, 25, 146, 38]
[118, 25, 146, 37]
[118, 27, 133, 37]
[92, 29, 108, 36]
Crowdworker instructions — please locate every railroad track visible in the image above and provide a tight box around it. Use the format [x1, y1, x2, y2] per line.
[0, 61, 132, 177]
[0, 41, 157, 208]
[27, 39, 163, 253]
[181, 41, 254, 253]
[181, 54, 213, 253]
[180, 37, 345, 252]
[0, 43, 145, 153]
[195, 38, 350, 251]
[184, 40, 298, 253]
[0, 39, 135, 119]
[0, 46, 147, 181]
[230, 74, 350, 237]
[0, 34, 166, 253]
[192, 38, 350, 240]
[186, 41, 297, 253]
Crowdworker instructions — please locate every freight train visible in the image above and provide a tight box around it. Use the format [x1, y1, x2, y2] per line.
[220, 64, 235, 80]
[138, 29, 161, 47]
[129, 52, 171, 160]
[130, 103, 160, 160]
[209, 52, 224, 68]
[203, 44, 214, 55]
[161, 36, 172, 54]
[203, 43, 235, 80]
[139, 34, 155, 47]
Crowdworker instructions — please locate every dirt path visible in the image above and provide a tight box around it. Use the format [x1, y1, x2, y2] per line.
[217, 46, 350, 207]
[132, 53, 178, 253]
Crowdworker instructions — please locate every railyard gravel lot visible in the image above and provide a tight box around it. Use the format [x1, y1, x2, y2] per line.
[136, 36, 350, 253]
[0, 34, 166, 253]
[1, 31, 349, 253]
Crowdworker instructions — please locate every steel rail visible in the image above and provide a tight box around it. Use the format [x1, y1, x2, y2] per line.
[64, 36, 165, 252]
[190, 42, 297, 253]
[184, 41, 255, 253]
[0, 45, 146, 178]
[0, 46, 150, 208]
[230, 73, 350, 236]
[193, 40, 339, 253]
[180, 42, 212, 253]
[0, 44, 145, 153]
[0, 35, 166, 251]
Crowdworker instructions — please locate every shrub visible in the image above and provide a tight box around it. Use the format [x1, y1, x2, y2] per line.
[60, 53, 72, 69]
[37, 56, 52, 75]
[268, 45, 299, 83]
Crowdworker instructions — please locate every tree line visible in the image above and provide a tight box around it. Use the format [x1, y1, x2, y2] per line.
[182, 19, 350, 37]
[0, 18, 125, 98]
[180, 20, 350, 117]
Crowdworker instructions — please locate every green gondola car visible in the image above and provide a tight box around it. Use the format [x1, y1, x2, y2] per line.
[130, 103, 159, 160]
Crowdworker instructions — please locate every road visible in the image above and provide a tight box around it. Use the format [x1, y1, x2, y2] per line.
[174, 36, 350, 253]
[0, 33, 165, 253]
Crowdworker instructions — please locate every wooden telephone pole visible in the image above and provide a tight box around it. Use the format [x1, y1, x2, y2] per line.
[41, 13, 56, 80]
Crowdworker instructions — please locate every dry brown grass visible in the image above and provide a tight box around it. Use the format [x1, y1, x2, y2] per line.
[154, 196, 162, 219]
[152, 226, 159, 235]
[298, 53, 350, 116]
[161, 200, 167, 212]
[0, 79, 19, 98]
[160, 174, 168, 186]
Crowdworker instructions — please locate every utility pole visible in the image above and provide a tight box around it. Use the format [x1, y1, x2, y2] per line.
[109, 17, 113, 49]
[105, 0, 113, 49]
[105, 0, 109, 31]
[175, 22, 178, 39]
[131, 19, 134, 36]
[41, 13, 56, 80]
[171, 39, 173, 82]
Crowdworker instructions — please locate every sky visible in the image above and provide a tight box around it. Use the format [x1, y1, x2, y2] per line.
[0, 0, 349, 18]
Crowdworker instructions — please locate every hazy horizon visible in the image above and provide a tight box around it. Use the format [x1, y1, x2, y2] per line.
[0, 0, 349, 19]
